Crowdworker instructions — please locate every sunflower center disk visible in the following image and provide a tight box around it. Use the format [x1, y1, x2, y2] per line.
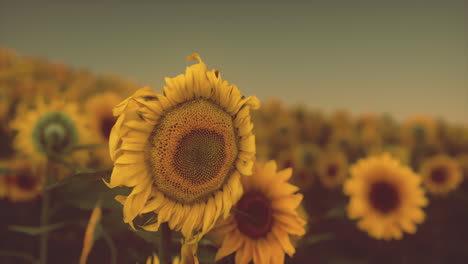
[327, 164, 338, 178]
[33, 111, 79, 155]
[234, 191, 273, 239]
[430, 167, 447, 184]
[147, 100, 238, 204]
[368, 181, 400, 214]
[16, 173, 38, 190]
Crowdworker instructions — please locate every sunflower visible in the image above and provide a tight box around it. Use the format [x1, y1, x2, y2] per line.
[85, 91, 124, 167]
[10, 98, 90, 170]
[420, 154, 462, 195]
[344, 154, 428, 240]
[317, 151, 348, 189]
[0, 170, 7, 199]
[0, 159, 44, 202]
[107, 54, 260, 244]
[400, 115, 438, 148]
[290, 144, 321, 191]
[382, 145, 410, 166]
[213, 160, 306, 264]
[457, 154, 468, 179]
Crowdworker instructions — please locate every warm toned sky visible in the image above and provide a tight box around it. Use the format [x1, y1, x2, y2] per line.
[1, 0, 467, 122]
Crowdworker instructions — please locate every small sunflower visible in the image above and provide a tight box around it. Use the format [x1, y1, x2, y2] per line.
[317, 151, 348, 189]
[85, 91, 124, 167]
[0, 159, 44, 202]
[420, 154, 462, 195]
[107, 54, 260, 243]
[10, 98, 90, 169]
[290, 144, 321, 191]
[213, 160, 306, 264]
[344, 154, 428, 240]
[400, 115, 438, 148]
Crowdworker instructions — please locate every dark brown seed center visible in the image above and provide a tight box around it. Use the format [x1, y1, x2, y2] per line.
[234, 191, 273, 239]
[368, 181, 400, 214]
[327, 164, 339, 178]
[430, 167, 448, 184]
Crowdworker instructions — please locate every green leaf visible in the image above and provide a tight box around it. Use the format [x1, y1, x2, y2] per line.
[134, 229, 159, 243]
[8, 222, 65, 236]
[53, 170, 130, 211]
[323, 204, 346, 219]
[70, 144, 106, 152]
[43, 170, 112, 192]
[303, 232, 335, 245]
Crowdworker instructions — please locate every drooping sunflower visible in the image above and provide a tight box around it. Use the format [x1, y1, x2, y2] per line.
[344, 154, 428, 240]
[107, 54, 260, 244]
[85, 91, 124, 167]
[213, 160, 306, 264]
[0, 159, 44, 202]
[420, 154, 462, 195]
[10, 98, 90, 169]
[317, 150, 348, 189]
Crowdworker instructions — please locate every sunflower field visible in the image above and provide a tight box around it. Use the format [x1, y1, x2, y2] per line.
[1, 48, 468, 264]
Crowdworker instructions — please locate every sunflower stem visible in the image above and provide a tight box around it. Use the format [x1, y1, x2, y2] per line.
[39, 160, 51, 264]
[159, 223, 172, 264]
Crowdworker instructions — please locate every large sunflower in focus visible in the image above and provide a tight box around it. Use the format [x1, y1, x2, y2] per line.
[420, 154, 462, 195]
[213, 160, 306, 264]
[10, 98, 90, 169]
[344, 154, 428, 240]
[107, 54, 260, 243]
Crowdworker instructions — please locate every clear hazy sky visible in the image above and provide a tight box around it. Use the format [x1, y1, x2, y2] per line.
[1, 0, 467, 122]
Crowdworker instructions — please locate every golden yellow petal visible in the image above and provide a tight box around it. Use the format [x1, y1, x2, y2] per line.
[215, 231, 243, 262]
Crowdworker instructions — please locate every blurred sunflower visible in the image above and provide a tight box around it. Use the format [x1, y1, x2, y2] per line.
[359, 126, 383, 155]
[420, 154, 462, 195]
[10, 98, 90, 169]
[0, 169, 7, 199]
[290, 144, 321, 191]
[317, 151, 348, 189]
[457, 154, 468, 179]
[107, 54, 260, 243]
[382, 145, 410, 165]
[85, 91, 123, 167]
[213, 160, 306, 264]
[327, 128, 358, 158]
[344, 154, 428, 240]
[0, 159, 44, 202]
[268, 113, 298, 152]
[400, 115, 438, 148]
